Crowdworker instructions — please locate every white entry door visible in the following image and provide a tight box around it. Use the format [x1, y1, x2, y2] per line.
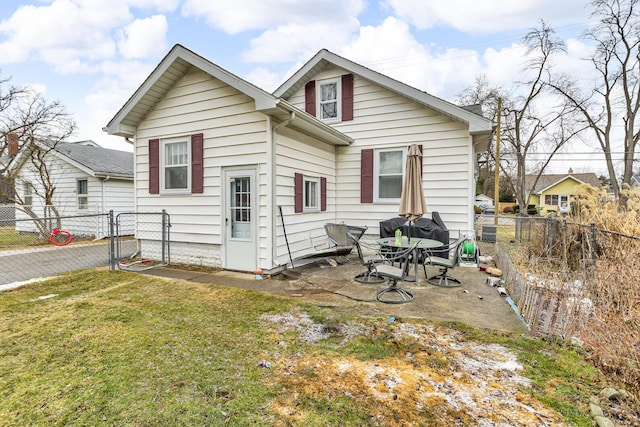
[223, 167, 257, 271]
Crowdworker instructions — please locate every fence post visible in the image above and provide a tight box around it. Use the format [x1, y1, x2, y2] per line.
[547, 212, 556, 257]
[161, 209, 167, 264]
[108, 210, 115, 271]
[589, 221, 596, 261]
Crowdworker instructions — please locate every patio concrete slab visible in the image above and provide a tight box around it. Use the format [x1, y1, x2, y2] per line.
[142, 248, 529, 334]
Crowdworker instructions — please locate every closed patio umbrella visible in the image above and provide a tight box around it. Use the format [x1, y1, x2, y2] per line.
[398, 144, 427, 240]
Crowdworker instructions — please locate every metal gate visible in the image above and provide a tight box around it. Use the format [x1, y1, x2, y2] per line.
[114, 211, 171, 272]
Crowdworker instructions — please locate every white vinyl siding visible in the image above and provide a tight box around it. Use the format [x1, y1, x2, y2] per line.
[286, 67, 474, 235]
[135, 68, 270, 267]
[273, 127, 336, 266]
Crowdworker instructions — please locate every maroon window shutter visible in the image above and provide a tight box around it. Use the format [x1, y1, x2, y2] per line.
[320, 177, 327, 211]
[191, 133, 204, 193]
[341, 74, 354, 121]
[294, 173, 303, 213]
[305, 81, 316, 116]
[418, 144, 423, 178]
[360, 149, 374, 203]
[149, 139, 159, 194]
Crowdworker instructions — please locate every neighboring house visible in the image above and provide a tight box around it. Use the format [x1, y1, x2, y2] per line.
[525, 169, 601, 216]
[475, 194, 493, 204]
[103, 44, 493, 273]
[630, 175, 640, 190]
[4, 140, 134, 237]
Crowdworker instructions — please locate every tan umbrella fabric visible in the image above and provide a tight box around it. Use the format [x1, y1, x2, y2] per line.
[399, 144, 426, 222]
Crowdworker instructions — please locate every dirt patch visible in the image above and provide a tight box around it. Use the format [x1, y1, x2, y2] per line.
[262, 312, 565, 426]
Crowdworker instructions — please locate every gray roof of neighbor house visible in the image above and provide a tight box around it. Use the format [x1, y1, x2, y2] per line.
[273, 49, 494, 135]
[5, 140, 133, 180]
[54, 142, 133, 179]
[525, 173, 601, 194]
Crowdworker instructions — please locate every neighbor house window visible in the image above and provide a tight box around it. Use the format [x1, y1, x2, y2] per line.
[318, 78, 340, 121]
[304, 176, 320, 211]
[23, 182, 32, 206]
[545, 194, 559, 206]
[77, 179, 88, 209]
[375, 148, 405, 200]
[162, 138, 190, 192]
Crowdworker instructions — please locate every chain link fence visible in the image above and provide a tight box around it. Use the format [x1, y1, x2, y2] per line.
[116, 211, 170, 272]
[0, 207, 170, 287]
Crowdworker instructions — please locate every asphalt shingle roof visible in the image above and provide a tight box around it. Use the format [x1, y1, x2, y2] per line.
[55, 142, 133, 178]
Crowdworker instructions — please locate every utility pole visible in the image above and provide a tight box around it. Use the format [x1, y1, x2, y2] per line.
[494, 97, 501, 226]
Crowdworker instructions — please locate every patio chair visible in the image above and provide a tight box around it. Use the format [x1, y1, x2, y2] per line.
[348, 231, 386, 284]
[374, 242, 418, 303]
[311, 223, 366, 264]
[422, 236, 466, 288]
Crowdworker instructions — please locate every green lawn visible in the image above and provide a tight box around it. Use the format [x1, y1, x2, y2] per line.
[0, 269, 608, 426]
[0, 226, 44, 248]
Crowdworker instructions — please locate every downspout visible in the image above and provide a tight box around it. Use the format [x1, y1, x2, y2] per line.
[271, 112, 295, 271]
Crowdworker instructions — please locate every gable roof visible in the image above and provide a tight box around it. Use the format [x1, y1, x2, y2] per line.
[6, 141, 133, 180]
[273, 49, 494, 135]
[103, 44, 352, 147]
[525, 173, 601, 195]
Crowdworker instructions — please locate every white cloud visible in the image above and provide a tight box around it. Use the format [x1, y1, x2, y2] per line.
[336, 17, 483, 99]
[242, 19, 359, 64]
[181, 0, 365, 34]
[118, 15, 169, 58]
[384, 0, 591, 33]
[0, 0, 176, 71]
[243, 67, 284, 93]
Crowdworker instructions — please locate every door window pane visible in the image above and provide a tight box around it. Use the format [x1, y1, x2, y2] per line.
[230, 177, 251, 239]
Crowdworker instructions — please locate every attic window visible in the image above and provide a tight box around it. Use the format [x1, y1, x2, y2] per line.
[318, 78, 340, 122]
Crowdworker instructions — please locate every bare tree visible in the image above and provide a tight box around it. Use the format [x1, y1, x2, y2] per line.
[1, 74, 76, 236]
[459, 22, 586, 214]
[550, 0, 640, 199]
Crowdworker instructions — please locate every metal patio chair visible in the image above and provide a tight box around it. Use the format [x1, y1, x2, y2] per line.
[422, 236, 466, 288]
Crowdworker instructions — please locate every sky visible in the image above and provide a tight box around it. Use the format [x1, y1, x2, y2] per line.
[0, 0, 604, 173]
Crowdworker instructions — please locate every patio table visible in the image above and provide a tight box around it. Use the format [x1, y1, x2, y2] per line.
[377, 237, 443, 286]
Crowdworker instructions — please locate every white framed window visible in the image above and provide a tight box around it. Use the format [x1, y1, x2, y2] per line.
[318, 78, 341, 122]
[23, 182, 33, 207]
[374, 148, 406, 201]
[304, 176, 320, 211]
[162, 137, 190, 193]
[77, 179, 88, 210]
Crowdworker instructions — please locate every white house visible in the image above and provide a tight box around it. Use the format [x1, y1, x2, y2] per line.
[5, 140, 134, 237]
[104, 44, 493, 273]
